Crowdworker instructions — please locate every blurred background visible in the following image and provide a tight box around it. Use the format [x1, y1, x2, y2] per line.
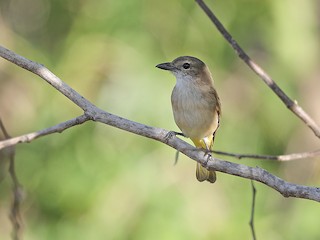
[0, 0, 320, 239]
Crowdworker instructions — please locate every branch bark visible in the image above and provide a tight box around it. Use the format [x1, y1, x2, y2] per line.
[0, 115, 90, 149]
[195, 0, 320, 139]
[249, 181, 257, 240]
[0, 119, 23, 240]
[1, 45, 320, 202]
[213, 149, 320, 161]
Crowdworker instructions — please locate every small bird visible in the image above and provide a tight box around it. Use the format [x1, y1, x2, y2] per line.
[156, 56, 221, 183]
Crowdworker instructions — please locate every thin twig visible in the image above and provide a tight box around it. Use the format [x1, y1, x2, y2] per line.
[212, 149, 320, 161]
[174, 150, 180, 165]
[0, 119, 22, 240]
[0, 114, 90, 150]
[195, 0, 320, 139]
[249, 180, 257, 240]
[9, 151, 22, 240]
[0, 119, 10, 138]
[1, 45, 320, 202]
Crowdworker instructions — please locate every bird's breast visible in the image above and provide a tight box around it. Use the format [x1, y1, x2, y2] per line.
[171, 83, 218, 139]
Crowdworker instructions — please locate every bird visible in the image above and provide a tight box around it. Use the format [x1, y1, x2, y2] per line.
[156, 56, 221, 183]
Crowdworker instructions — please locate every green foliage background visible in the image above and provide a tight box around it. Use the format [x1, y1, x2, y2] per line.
[1, 0, 320, 239]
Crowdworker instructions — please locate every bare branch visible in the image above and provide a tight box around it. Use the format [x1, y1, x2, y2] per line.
[249, 181, 257, 240]
[0, 114, 90, 150]
[195, 0, 320, 139]
[9, 151, 23, 240]
[1, 45, 320, 202]
[0, 119, 11, 138]
[212, 149, 320, 161]
[0, 119, 22, 240]
[165, 135, 320, 202]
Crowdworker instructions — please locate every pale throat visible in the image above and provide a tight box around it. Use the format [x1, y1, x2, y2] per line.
[173, 72, 198, 90]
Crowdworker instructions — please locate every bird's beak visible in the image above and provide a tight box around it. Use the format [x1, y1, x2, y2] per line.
[156, 62, 175, 71]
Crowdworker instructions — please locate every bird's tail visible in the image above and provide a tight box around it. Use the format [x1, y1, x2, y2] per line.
[191, 137, 216, 183]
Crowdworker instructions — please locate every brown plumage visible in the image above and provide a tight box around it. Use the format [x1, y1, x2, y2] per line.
[157, 56, 221, 183]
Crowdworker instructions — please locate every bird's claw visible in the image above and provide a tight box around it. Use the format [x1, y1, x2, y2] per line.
[164, 131, 185, 143]
[203, 149, 212, 166]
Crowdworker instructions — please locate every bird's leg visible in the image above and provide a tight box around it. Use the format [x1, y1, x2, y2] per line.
[164, 131, 186, 165]
[202, 138, 212, 166]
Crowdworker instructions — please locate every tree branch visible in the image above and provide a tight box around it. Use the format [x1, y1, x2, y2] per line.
[212, 149, 320, 161]
[0, 119, 22, 240]
[195, 0, 320, 139]
[166, 135, 320, 202]
[1, 46, 320, 202]
[0, 114, 90, 150]
[249, 181, 257, 240]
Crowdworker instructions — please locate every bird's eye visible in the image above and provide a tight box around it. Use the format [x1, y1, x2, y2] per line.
[182, 63, 190, 69]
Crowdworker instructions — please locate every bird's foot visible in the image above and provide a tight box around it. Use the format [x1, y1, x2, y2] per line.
[164, 131, 185, 143]
[203, 149, 212, 167]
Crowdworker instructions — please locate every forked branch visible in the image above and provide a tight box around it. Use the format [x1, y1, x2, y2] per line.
[1, 45, 320, 202]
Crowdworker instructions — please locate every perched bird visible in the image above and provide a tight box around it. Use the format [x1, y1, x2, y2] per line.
[156, 56, 221, 183]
